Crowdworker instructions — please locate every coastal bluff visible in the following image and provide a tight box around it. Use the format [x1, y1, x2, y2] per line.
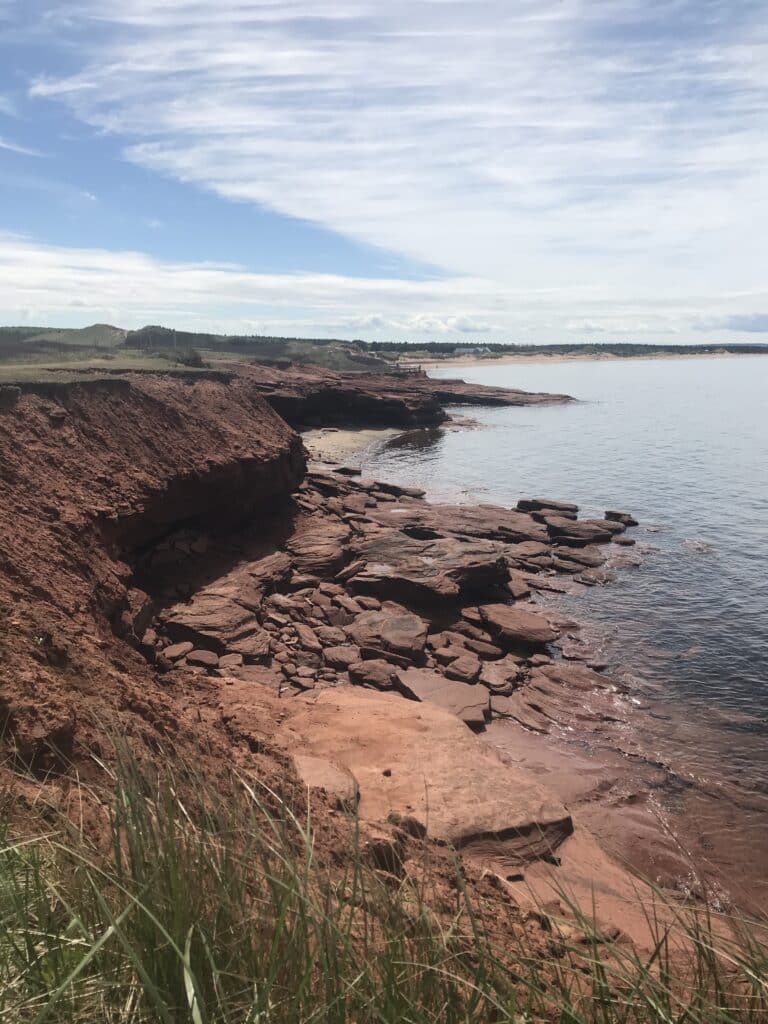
[0, 364, 651, 946]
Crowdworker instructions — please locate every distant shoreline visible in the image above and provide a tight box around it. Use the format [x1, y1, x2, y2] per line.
[399, 349, 768, 369]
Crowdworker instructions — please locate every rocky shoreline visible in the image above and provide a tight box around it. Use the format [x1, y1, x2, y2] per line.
[139, 471, 636, 722]
[0, 363, 742, 949]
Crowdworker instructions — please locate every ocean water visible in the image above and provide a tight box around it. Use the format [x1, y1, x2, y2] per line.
[361, 354, 768, 726]
[352, 354, 768, 903]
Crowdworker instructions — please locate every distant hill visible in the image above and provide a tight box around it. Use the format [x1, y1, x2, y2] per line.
[126, 325, 389, 371]
[2, 322, 767, 375]
[364, 340, 768, 359]
[0, 324, 126, 359]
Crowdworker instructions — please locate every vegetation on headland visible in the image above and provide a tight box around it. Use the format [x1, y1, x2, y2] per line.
[1, 323, 767, 381]
[1, 751, 766, 1023]
[365, 340, 768, 360]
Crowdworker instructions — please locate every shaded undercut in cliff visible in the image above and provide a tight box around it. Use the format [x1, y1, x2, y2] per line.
[0, 375, 306, 772]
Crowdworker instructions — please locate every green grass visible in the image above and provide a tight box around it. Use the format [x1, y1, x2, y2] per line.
[0, 352, 219, 384]
[0, 325, 126, 350]
[0, 752, 765, 1023]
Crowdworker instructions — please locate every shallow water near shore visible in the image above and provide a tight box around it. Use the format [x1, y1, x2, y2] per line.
[346, 354, 768, 908]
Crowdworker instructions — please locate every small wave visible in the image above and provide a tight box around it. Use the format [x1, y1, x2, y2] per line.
[682, 537, 716, 554]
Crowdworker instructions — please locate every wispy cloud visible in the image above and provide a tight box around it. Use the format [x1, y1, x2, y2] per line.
[0, 135, 43, 157]
[0, 95, 17, 117]
[28, 0, 768, 304]
[1, 233, 765, 339]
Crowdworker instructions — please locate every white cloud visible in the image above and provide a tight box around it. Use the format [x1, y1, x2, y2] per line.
[28, 0, 768, 311]
[697, 313, 768, 334]
[1, 232, 766, 341]
[0, 135, 43, 156]
[0, 95, 17, 117]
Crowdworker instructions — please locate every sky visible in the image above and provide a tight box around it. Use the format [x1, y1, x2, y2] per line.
[0, 0, 766, 343]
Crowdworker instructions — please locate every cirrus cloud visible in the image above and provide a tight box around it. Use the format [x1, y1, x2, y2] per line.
[27, 0, 768, 311]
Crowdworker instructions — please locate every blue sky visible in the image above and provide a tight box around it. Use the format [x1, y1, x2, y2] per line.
[0, 0, 766, 341]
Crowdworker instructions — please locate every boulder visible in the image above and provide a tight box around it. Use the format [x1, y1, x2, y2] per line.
[349, 659, 398, 690]
[294, 623, 322, 653]
[444, 653, 482, 683]
[517, 498, 579, 515]
[461, 636, 505, 660]
[543, 517, 614, 547]
[373, 480, 426, 499]
[219, 652, 244, 669]
[479, 656, 523, 694]
[287, 517, 351, 576]
[553, 545, 606, 569]
[346, 603, 428, 663]
[433, 645, 464, 666]
[162, 641, 193, 661]
[587, 518, 625, 536]
[605, 511, 639, 527]
[187, 649, 219, 669]
[395, 668, 489, 730]
[161, 591, 259, 653]
[314, 625, 348, 645]
[478, 604, 558, 651]
[323, 645, 361, 670]
[613, 536, 636, 547]
[362, 830, 406, 875]
[227, 629, 272, 663]
[244, 550, 294, 598]
[349, 530, 510, 603]
[507, 572, 532, 600]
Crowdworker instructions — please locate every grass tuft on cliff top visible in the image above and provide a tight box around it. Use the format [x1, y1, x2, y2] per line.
[0, 752, 765, 1023]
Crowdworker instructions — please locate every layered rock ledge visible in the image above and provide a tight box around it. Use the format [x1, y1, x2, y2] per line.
[240, 362, 573, 428]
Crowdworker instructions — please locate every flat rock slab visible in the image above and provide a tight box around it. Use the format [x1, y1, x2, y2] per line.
[349, 659, 398, 690]
[606, 510, 638, 527]
[479, 656, 523, 693]
[533, 662, 618, 693]
[395, 668, 489, 730]
[278, 688, 573, 864]
[323, 645, 361, 670]
[346, 603, 428, 663]
[162, 591, 257, 650]
[517, 498, 579, 515]
[364, 502, 549, 545]
[293, 753, 359, 810]
[187, 649, 219, 669]
[491, 663, 624, 733]
[478, 603, 558, 651]
[553, 545, 607, 569]
[349, 530, 509, 603]
[163, 641, 193, 661]
[544, 517, 614, 546]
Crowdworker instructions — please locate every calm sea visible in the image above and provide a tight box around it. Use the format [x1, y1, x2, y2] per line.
[351, 355, 768, 902]
[362, 355, 768, 725]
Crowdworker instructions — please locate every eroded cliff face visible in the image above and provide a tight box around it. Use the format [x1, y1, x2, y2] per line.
[239, 363, 573, 429]
[0, 375, 305, 771]
[0, 369, 667, 949]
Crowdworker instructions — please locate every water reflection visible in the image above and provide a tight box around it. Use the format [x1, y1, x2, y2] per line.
[382, 426, 446, 455]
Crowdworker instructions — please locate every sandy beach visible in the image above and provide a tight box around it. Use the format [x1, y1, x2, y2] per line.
[400, 350, 765, 370]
